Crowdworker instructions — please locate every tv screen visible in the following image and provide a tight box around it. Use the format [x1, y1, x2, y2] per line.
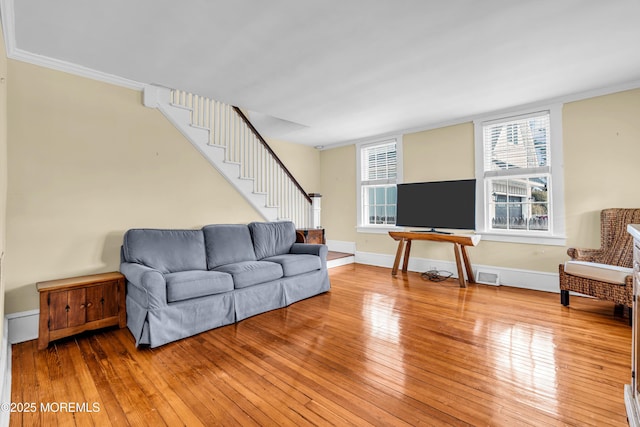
[396, 179, 476, 231]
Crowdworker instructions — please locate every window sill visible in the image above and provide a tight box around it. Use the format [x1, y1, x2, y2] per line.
[356, 225, 403, 234]
[477, 231, 566, 246]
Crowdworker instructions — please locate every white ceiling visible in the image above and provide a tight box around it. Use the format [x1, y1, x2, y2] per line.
[5, 0, 640, 147]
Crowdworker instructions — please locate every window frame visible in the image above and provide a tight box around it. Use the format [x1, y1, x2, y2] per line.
[356, 136, 403, 234]
[474, 105, 566, 245]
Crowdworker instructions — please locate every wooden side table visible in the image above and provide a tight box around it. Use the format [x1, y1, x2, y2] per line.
[37, 272, 126, 350]
[388, 231, 481, 288]
[296, 228, 325, 244]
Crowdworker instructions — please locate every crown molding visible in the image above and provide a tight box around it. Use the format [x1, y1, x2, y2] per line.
[0, 0, 144, 91]
[7, 48, 145, 91]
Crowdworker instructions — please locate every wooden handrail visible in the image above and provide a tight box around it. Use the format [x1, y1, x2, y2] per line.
[232, 106, 312, 204]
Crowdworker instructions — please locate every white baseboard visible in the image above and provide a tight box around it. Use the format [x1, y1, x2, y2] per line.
[1, 317, 12, 427]
[6, 310, 39, 345]
[326, 239, 356, 254]
[625, 384, 640, 427]
[355, 250, 560, 293]
[327, 256, 355, 269]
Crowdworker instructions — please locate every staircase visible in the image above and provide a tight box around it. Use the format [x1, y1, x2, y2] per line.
[143, 85, 318, 228]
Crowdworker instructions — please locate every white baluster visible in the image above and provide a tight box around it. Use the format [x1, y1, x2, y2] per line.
[163, 89, 313, 223]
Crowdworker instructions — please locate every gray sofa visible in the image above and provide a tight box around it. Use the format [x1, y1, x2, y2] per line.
[120, 221, 330, 348]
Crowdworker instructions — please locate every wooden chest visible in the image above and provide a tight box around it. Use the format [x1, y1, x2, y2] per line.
[37, 272, 126, 350]
[295, 228, 325, 244]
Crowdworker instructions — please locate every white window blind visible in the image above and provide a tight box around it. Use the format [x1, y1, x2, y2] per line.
[359, 139, 399, 227]
[361, 141, 397, 184]
[483, 112, 550, 178]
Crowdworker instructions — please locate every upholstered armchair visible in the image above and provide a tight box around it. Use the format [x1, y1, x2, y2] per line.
[559, 208, 640, 323]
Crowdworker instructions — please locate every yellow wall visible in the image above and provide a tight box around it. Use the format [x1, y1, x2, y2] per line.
[4, 61, 320, 314]
[320, 88, 640, 273]
[403, 123, 475, 183]
[268, 138, 320, 192]
[563, 90, 640, 249]
[320, 144, 357, 242]
[0, 27, 8, 336]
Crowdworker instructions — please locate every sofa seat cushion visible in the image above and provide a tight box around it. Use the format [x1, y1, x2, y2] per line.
[564, 261, 632, 285]
[214, 261, 283, 289]
[165, 270, 234, 303]
[264, 254, 321, 277]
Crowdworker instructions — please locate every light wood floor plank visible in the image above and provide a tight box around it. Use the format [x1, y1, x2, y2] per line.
[110, 332, 207, 427]
[75, 338, 127, 426]
[9, 263, 632, 426]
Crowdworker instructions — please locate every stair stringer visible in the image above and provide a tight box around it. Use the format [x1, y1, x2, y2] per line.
[143, 84, 278, 222]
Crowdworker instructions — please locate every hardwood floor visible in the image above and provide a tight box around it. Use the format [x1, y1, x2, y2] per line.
[10, 263, 632, 426]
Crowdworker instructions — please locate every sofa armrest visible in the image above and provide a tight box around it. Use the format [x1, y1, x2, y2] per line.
[120, 262, 167, 309]
[290, 243, 327, 258]
[290, 243, 328, 270]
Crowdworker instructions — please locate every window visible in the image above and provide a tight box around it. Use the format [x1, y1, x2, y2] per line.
[474, 107, 565, 245]
[357, 137, 403, 230]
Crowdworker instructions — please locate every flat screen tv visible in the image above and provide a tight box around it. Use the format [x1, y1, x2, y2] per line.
[396, 179, 476, 232]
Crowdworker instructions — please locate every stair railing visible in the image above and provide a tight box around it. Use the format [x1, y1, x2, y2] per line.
[170, 90, 313, 227]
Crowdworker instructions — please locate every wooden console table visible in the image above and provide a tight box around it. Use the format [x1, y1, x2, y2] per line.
[389, 231, 481, 288]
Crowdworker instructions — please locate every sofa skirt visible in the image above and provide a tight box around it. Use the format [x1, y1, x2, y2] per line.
[126, 268, 330, 348]
[283, 269, 331, 305]
[127, 292, 236, 348]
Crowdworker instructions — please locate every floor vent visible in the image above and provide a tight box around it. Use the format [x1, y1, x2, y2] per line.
[476, 271, 500, 286]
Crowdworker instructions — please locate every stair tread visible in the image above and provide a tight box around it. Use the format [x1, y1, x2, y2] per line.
[169, 103, 192, 111]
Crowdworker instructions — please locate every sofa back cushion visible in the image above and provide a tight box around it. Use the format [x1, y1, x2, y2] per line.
[122, 229, 207, 273]
[249, 221, 296, 259]
[203, 224, 257, 269]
